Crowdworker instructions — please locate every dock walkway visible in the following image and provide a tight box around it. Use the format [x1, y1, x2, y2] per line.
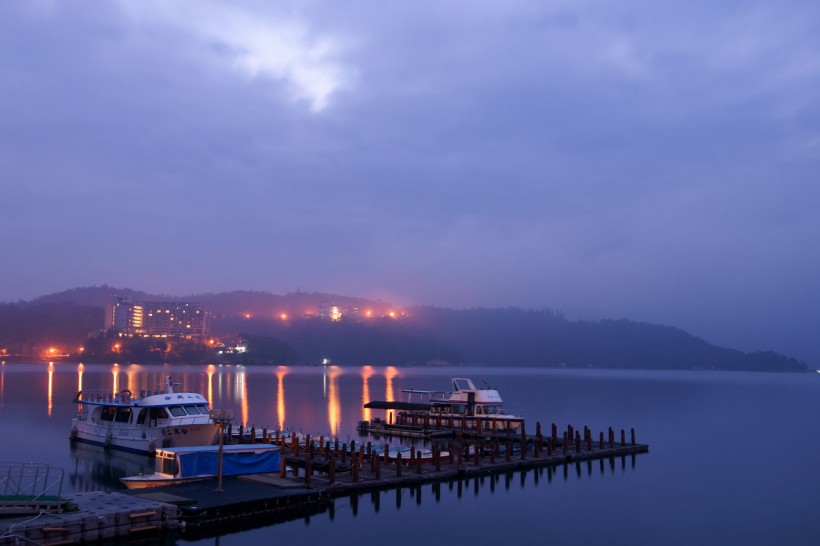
[2, 422, 648, 544]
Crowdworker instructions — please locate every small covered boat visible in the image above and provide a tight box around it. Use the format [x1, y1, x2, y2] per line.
[70, 376, 220, 455]
[120, 444, 281, 489]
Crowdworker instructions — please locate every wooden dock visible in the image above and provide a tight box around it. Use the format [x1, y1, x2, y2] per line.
[1, 422, 647, 544]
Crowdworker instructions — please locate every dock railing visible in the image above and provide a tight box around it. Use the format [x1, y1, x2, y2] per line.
[0, 462, 67, 515]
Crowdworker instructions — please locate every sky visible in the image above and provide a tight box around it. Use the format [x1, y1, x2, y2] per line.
[1, 1, 819, 363]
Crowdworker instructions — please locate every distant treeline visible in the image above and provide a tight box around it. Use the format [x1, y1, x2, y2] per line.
[0, 295, 808, 372]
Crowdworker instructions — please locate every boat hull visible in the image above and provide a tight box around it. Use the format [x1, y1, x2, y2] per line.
[70, 421, 220, 455]
[120, 474, 211, 489]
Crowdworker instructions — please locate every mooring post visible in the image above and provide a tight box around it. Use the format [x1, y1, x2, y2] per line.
[383, 444, 390, 464]
[280, 452, 287, 478]
[250, 426, 255, 444]
[396, 452, 403, 476]
[520, 434, 527, 460]
[631, 428, 636, 445]
[334, 438, 339, 454]
[238, 424, 243, 444]
[575, 431, 581, 453]
[305, 458, 312, 485]
[506, 440, 512, 462]
[599, 431, 604, 449]
[262, 427, 268, 444]
[563, 432, 568, 455]
[490, 441, 496, 463]
[329, 456, 336, 484]
[417, 450, 423, 473]
[367, 441, 372, 459]
[375, 452, 381, 479]
[352, 454, 359, 482]
[621, 429, 626, 446]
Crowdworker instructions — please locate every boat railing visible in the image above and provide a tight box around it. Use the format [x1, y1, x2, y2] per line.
[74, 389, 136, 404]
[402, 389, 451, 403]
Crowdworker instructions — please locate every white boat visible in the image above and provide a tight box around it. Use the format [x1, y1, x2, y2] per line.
[70, 376, 220, 455]
[120, 444, 281, 489]
[418, 378, 525, 432]
[363, 377, 524, 434]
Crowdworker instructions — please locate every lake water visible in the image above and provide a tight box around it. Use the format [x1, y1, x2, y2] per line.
[1, 362, 819, 545]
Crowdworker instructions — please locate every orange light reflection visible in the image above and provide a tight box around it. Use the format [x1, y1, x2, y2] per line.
[276, 367, 288, 432]
[47, 362, 54, 417]
[112, 364, 120, 394]
[236, 369, 249, 427]
[326, 366, 342, 437]
[384, 366, 399, 425]
[206, 365, 215, 407]
[361, 366, 373, 422]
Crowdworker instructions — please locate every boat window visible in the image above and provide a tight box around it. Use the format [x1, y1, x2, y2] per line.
[114, 407, 132, 423]
[196, 405, 210, 415]
[183, 406, 201, 415]
[150, 407, 169, 420]
[100, 406, 117, 422]
[160, 457, 178, 476]
[168, 406, 187, 417]
[136, 408, 148, 425]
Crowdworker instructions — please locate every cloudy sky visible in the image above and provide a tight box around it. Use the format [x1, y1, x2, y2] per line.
[1, 1, 818, 363]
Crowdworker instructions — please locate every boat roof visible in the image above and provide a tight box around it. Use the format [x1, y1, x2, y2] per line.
[74, 389, 208, 406]
[364, 401, 433, 411]
[157, 444, 280, 456]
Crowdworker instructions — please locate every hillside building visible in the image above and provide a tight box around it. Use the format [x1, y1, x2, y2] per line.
[105, 297, 210, 338]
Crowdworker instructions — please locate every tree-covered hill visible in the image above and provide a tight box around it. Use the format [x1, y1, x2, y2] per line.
[0, 287, 807, 372]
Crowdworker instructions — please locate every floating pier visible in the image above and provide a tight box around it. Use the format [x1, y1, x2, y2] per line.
[2, 422, 648, 544]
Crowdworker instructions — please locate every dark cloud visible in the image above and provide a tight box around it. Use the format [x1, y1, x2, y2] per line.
[1, 1, 818, 362]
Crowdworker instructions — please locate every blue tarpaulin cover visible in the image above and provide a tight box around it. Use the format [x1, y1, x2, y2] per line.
[177, 449, 280, 477]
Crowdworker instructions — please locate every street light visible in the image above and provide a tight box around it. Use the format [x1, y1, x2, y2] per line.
[210, 408, 234, 492]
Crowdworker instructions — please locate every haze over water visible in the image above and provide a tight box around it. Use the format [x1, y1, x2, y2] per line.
[2, 362, 819, 545]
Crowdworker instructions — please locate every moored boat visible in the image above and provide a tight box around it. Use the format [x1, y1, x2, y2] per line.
[363, 377, 524, 435]
[120, 444, 281, 489]
[70, 376, 220, 455]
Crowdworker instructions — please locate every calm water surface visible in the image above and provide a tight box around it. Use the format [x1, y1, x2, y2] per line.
[1, 362, 818, 545]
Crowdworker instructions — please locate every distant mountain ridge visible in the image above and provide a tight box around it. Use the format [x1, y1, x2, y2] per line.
[2, 286, 808, 372]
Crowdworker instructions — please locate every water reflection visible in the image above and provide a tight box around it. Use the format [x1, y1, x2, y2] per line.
[327, 454, 640, 523]
[384, 366, 399, 425]
[276, 366, 288, 431]
[68, 442, 154, 492]
[47, 362, 54, 416]
[237, 368, 249, 426]
[111, 363, 120, 394]
[361, 365, 374, 422]
[207, 364, 215, 406]
[325, 366, 342, 436]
